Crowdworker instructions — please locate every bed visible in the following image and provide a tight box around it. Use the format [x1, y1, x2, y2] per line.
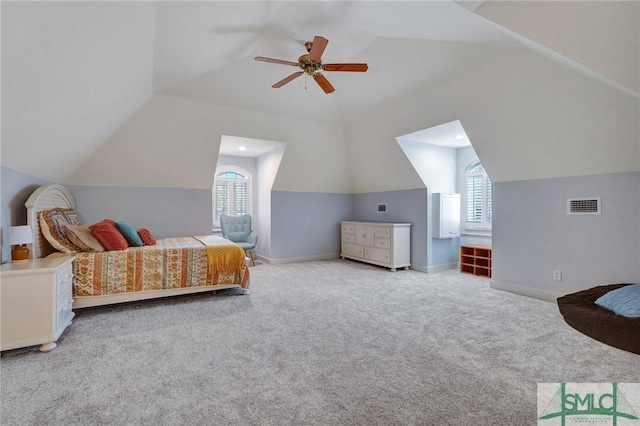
[556, 284, 640, 355]
[25, 184, 249, 309]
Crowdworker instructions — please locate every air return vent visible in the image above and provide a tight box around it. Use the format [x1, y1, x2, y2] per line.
[567, 197, 601, 215]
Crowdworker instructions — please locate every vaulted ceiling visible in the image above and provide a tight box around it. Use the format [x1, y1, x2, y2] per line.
[2, 1, 638, 183]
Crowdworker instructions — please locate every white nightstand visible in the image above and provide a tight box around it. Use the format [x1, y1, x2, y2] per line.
[1, 256, 75, 352]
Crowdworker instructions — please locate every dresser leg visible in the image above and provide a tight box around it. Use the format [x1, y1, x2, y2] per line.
[39, 342, 57, 352]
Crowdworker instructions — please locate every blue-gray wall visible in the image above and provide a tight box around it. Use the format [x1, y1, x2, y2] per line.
[1, 167, 52, 263]
[493, 171, 640, 297]
[6, 168, 640, 296]
[66, 185, 214, 238]
[270, 191, 353, 260]
[353, 189, 429, 271]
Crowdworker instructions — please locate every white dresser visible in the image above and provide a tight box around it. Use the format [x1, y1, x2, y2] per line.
[340, 221, 411, 271]
[1, 256, 75, 352]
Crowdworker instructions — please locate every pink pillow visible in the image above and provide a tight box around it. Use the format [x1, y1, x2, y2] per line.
[90, 220, 129, 251]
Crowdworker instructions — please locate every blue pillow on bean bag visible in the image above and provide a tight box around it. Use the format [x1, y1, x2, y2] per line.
[595, 284, 640, 317]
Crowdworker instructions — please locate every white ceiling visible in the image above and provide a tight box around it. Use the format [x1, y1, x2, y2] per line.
[219, 135, 285, 158]
[155, 1, 521, 125]
[398, 120, 471, 149]
[2, 1, 638, 180]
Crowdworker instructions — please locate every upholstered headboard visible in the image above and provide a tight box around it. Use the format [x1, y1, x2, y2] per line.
[25, 184, 76, 259]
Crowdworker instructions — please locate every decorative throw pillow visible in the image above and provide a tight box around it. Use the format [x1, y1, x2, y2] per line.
[39, 208, 81, 253]
[116, 222, 144, 247]
[65, 210, 80, 225]
[595, 284, 640, 317]
[65, 224, 105, 252]
[138, 228, 156, 246]
[88, 218, 117, 231]
[90, 220, 129, 251]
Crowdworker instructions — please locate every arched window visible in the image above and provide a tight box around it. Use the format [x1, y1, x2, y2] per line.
[213, 166, 252, 228]
[464, 161, 492, 232]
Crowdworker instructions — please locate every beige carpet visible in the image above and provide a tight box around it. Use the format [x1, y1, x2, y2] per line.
[1, 260, 638, 425]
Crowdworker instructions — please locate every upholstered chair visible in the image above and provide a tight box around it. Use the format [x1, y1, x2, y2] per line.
[219, 214, 258, 266]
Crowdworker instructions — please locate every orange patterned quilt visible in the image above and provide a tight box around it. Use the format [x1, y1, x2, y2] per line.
[73, 236, 249, 297]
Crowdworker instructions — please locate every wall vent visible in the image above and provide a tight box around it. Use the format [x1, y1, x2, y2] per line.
[567, 197, 601, 215]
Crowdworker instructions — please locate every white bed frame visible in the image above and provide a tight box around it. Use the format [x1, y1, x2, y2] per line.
[25, 184, 248, 309]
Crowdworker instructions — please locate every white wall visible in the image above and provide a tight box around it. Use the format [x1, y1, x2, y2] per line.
[475, 0, 640, 95]
[395, 139, 458, 268]
[1, 2, 154, 182]
[67, 95, 353, 194]
[345, 48, 639, 189]
[256, 145, 286, 259]
[396, 140, 457, 193]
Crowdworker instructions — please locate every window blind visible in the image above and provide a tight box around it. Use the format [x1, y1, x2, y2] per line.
[232, 181, 248, 216]
[214, 176, 249, 223]
[466, 175, 483, 222]
[215, 181, 230, 218]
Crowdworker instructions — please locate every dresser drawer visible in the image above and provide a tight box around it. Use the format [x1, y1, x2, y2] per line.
[342, 243, 364, 259]
[55, 263, 73, 296]
[374, 226, 391, 238]
[56, 288, 74, 333]
[374, 238, 391, 249]
[341, 223, 355, 234]
[365, 247, 391, 264]
[342, 233, 355, 244]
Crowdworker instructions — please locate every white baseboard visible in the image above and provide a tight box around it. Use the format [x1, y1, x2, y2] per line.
[409, 263, 458, 273]
[429, 262, 459, 273]
[258, 256, 457, 273]
[258, 253, 340, 265]
[490, 279, 562, 302]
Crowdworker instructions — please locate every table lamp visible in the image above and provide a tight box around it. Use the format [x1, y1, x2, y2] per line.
[10, 225, 33, 262]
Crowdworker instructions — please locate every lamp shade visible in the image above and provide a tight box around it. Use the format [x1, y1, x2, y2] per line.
[10, 225, 33, 245]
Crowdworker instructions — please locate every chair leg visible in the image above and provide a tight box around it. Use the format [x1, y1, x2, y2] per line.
[247, 249, 256, 266]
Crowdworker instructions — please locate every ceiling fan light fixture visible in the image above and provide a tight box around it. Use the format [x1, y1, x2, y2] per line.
[255, 36, 368, 93]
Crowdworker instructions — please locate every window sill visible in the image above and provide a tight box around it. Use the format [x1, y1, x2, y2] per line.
[462, 229, 492, 237]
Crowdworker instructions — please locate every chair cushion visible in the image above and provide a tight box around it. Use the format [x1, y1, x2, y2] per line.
[235, 242, 256, 250]
[220, 214, 252, 242]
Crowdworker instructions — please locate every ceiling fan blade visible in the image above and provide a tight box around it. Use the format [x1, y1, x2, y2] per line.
[255, 56, 300, 67]
[308, 36, 329, 62]
[313, 73, 335, 94]
[323, 63, 369, 72]
[272, 72, 304, 88]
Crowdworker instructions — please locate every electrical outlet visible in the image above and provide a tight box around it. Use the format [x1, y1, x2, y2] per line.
[553, 270, 562, 281]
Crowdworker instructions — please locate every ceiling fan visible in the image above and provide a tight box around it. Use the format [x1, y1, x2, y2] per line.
[255, 36, 368, 94]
